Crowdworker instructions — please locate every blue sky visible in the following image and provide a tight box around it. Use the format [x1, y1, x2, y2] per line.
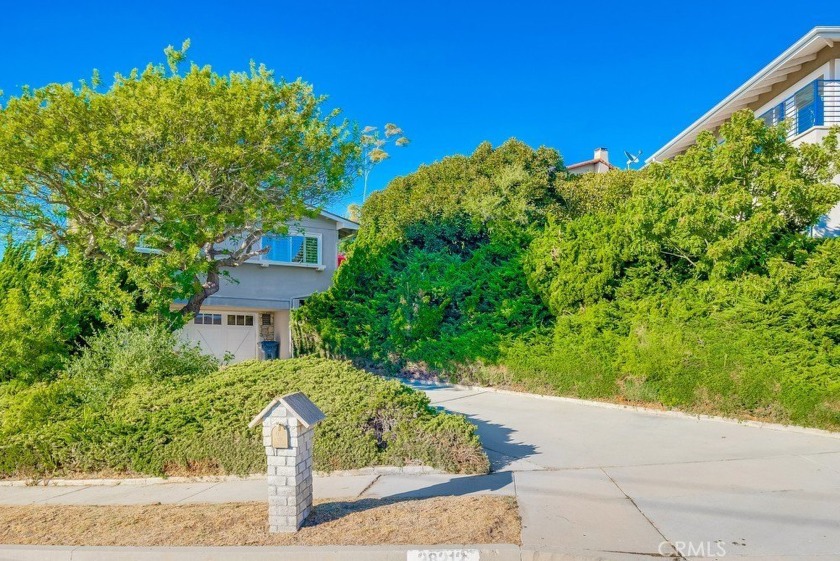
[1, 1, 838, 215]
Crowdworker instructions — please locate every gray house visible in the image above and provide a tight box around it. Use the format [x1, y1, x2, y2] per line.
[179, 210, 357, 362]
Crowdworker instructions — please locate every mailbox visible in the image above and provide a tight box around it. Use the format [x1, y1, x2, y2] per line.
[270, 423, 289, 449]
[248, 392, 326, 533]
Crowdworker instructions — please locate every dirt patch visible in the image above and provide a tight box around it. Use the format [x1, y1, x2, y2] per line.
[0, 495, 520, 546]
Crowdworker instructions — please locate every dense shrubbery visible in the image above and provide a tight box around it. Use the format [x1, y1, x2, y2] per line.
[0, 329, 488, 477]
[0, 241, 153, 383]
[499, 243, 840, 427]
[295, 113, 840, 430]
[294, 140, 560, 371]
[65, 325, 219, 405]
[0, 238, 487, 478]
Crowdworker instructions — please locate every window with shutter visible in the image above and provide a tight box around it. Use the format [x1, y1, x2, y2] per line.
[260, 234, 321, 265]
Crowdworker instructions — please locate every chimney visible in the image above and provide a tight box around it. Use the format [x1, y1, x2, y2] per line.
[594, 148, 609, 164]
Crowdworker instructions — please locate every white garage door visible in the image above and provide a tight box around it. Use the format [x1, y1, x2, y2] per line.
[180, 312, 258, 363]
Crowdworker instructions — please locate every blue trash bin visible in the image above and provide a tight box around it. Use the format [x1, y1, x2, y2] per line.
[260, 340, 280, 360]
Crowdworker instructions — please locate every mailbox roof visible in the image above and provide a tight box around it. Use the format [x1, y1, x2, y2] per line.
[248, 391, 326, 429]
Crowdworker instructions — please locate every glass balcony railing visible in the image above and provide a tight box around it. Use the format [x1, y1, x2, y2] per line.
[758, 79, 840, 138]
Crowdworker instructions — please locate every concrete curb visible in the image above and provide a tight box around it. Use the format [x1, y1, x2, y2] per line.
[0, 544, 530, 561]
[0, 465, 444, 488]
[413, 379, 840, 440]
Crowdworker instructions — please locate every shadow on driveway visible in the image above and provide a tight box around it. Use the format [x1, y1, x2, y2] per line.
[386, 472, 514, 501]
[404, 380, 539, 470]
[463, 414, 537, 472]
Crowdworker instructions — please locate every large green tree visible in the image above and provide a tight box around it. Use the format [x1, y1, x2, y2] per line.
[526, 112, 840, 315]
[0, 41, 359, 315]
[626, 113, 840, 279]
[294, 139, 562, 370]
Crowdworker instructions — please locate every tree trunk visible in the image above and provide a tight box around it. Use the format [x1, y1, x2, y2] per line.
[178, 233, 266, 316]
[179, 265, 221, 316]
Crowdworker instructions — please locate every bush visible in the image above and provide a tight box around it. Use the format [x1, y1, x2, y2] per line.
[0, 355, 488, 478]
[66, 325, 218, 404]
[294, 140, 559, 374]
[0, 241, 99, 383]
[494, 246, 840, 429]
[0, 239, 158, 384]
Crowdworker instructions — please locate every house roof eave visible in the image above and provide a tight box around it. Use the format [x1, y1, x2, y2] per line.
[566, 158, 617, 170]
[646, 26, 840, 164]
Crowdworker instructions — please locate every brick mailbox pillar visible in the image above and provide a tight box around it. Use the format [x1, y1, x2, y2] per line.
[248, 392, 326, 533]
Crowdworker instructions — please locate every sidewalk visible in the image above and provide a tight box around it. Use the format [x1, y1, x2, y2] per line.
[0, 473, 523, 561]
[0, 472, 514, 506]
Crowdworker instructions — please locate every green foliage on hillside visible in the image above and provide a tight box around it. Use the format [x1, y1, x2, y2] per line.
[295, 140, 560, 372]
[502, 240, 840, 427]
[0, 334, 488, 477]
[295, 113, 840, 430]
[0, 241, 150, 383]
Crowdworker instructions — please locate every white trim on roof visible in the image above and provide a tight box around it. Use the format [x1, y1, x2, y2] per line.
[647, 26, 840, 164]
[317, 208, 359, 231]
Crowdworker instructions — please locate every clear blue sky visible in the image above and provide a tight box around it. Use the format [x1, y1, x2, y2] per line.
[1, 1, 837, 215]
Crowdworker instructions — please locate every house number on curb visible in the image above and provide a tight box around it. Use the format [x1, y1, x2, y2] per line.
[407, 550, 479, 561]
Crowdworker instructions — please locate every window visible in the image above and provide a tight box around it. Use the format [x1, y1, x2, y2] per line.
[227, 314, 254, 326]
[794, 83, 818, 134]
[757, 79, 837, 139]
[194, 313, 222, 325]
[261, 234, 320, 265]
[759, 103, 785, 128]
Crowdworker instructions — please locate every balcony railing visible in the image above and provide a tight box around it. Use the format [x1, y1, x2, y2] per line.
[758, 79, 840, 138]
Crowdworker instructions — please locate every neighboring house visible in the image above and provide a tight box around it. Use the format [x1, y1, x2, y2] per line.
[647, 26, 840, 237]
[179, 210, 358, 362]
[567, 147, 615, 175]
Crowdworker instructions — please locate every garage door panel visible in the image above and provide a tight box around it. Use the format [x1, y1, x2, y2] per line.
[178, 312, 257, 363]
[180, 324, 225, 358]
[225, 325, 257, 363]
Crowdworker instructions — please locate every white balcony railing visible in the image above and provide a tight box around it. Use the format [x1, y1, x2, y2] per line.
[759, 79, 840, 138]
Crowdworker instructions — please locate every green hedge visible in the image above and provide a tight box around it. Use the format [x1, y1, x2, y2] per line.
[491, 256, 840, 430]
[292, 115, 840, 432]
[0, 357, 489, 478]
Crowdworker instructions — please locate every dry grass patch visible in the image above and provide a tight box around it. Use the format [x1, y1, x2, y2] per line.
[0, 495, 519, 546]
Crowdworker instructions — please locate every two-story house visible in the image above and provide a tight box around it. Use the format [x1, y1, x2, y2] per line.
[647, 26, 840, 237]
[179, 209, 357, 362]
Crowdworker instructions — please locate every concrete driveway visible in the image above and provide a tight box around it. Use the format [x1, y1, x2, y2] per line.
[413, 382, 840, 560]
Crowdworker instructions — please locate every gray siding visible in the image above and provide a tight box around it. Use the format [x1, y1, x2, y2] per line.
[203, 214, 342, 310]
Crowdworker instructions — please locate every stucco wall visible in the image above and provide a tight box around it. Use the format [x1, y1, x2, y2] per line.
[568, 161, 612, 175]
[202, 214, 341, 310]
[276, 309, 292, 359]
